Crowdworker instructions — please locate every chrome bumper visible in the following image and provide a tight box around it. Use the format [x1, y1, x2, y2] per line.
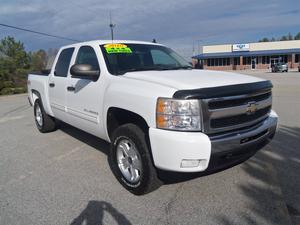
[210, 111, 278, 154]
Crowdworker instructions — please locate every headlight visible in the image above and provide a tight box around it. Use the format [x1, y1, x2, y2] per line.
[156, 98, 201, 131]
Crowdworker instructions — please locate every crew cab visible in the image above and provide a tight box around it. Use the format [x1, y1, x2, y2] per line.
[27, 40, 278, 195]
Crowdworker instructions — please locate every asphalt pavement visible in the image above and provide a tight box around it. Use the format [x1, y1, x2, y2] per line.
[0, 70, 299, 225]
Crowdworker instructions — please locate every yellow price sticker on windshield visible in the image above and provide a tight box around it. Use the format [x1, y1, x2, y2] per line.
[104, 43, 132, 54]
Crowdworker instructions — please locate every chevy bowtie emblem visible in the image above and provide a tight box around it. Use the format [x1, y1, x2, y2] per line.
[246, 102, 257, 114]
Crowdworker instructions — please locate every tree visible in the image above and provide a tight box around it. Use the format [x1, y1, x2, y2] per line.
[280, 35, 288, 41]
[0, 36, 30, 94]
[259, 37, 270, 42]
[46, 48, 59, 69]
[29, 49, 47, 71]
[0, 36, 29, 73]
[288, 32, 294, 40]
[258, 32, 300, 42]
[295, 32, 300, 40]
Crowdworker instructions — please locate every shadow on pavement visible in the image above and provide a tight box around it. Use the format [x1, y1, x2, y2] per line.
[58, 120, 300, 224]
[70, 201, 132, 225]
[58, 121, 255, 185]
[216, 125, 300, 225]
[58, 122, 110, 155]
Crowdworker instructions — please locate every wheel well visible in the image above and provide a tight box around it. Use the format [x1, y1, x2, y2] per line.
[107, 107, 149, 140]
[31, 89, 41, 104]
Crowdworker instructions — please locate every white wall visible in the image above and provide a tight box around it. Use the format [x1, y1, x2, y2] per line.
[202, 40, 300, 54]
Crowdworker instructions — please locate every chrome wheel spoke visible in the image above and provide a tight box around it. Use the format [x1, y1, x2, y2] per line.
[118, 142, 129, 157]
[118, 158, 129, 169]
[116, 139, 142, 183]
[129, 165, 139, 181]
[132, 157, 142, 171]
[35, 105, 43, 126]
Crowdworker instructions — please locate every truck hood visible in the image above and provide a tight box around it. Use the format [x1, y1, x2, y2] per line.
[123, 69, 264, 90]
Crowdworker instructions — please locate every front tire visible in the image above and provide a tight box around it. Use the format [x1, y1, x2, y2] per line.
[108, 124, 161, 195]
[34, 99, 56, 133]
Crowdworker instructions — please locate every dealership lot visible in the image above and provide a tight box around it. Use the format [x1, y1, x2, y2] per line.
[0, 71, 299, 225]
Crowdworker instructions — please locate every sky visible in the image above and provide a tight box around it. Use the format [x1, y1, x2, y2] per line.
[1, 0, 300, 59]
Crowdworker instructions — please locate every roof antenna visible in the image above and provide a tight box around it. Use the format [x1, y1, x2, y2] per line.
[109, 11, 116, 42]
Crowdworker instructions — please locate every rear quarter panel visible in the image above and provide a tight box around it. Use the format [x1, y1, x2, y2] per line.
[28, 74, 53, 116]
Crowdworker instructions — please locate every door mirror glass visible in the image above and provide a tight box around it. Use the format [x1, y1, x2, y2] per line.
[70, 64, 100, 79]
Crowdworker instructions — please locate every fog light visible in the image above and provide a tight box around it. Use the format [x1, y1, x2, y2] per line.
[180, 159, 201, 168]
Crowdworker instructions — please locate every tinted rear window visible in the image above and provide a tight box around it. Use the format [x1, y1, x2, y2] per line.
[54, 48, 74, 77]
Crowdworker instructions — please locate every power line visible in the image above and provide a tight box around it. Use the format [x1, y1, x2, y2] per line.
[0, 23, 81, 42]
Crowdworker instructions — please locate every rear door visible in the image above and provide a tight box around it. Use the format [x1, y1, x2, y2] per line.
[48, 47, 74, 122]
[66, 45, 102, 136]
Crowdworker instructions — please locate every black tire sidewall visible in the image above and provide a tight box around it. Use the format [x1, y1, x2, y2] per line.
[33, 99, 56, 133]
[109, 124, 157, 195]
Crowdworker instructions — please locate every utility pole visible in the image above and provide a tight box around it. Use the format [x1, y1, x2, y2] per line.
[109, 11, 116, 41]
[192, 41, 195, 56]
[197, 40, 202, 55]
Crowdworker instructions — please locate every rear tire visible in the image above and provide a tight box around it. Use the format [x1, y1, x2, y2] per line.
[34, 99, 56, 133]
[108, 124, 161, 195]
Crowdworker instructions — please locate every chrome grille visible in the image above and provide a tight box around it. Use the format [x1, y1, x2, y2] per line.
[200, 90, 272, 134]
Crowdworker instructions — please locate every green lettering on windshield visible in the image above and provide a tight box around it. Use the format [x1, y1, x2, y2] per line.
[104, 43, 132, 54]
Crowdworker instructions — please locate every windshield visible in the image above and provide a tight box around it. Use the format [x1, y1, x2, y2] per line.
[100, 43, 191, 75]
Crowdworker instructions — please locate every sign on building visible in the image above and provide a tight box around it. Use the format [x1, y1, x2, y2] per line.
[232, 43, 250, 52]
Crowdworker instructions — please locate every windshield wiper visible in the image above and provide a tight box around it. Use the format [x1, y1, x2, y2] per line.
[118, 66, 171, 75]
[167, 66, 193, 70]
[117, 65, 192, 75]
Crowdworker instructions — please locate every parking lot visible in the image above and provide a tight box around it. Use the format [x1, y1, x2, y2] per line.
[0, 70, 299, 225]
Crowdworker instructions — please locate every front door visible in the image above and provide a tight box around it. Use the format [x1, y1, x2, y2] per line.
[271, 58, 279, 66]
[251, 57, 256, 70]
[48, 47, 74, 122]
[66, 45, 102, 136]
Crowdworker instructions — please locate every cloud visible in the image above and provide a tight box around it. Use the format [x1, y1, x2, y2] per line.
[0, 4, 41, 15]
[0, 0, 299, 59]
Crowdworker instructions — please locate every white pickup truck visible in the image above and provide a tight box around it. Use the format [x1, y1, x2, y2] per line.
[28, 40, 278, 195]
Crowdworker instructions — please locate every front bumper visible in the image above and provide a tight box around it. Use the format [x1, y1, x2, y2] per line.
[149, 110, 278, 172]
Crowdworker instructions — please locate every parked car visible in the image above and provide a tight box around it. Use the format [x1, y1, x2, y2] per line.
[298, 64, 300, 72]
[271, 62, 288, 72]
[27, 40, 278, 195]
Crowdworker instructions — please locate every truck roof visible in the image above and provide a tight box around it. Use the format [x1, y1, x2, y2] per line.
[62, 40, 164, 49]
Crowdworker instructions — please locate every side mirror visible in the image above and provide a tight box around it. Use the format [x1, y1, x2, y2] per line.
[70, 64, 100, 80]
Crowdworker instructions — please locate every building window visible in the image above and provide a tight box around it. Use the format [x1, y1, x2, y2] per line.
[296, 54, 299, 63]
[262, 56, 270, 64]
[274, 55, 288, 63]
[206, 58, 230, 67]
[233, 57, 240, 65]
[243, 57, 251, 65]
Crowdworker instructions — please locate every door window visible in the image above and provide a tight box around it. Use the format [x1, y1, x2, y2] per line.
[75, 46, 100, 71]
[54, 48, 74, 77]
